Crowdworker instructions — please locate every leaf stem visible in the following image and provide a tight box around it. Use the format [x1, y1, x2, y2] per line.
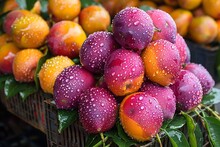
[156, 133, 163, 147]
[201, 104, 220, 120]
[93, 135, 108, 147]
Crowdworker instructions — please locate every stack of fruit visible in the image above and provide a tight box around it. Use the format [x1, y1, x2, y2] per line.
[134, 0, 220, 45]
[52, 7, 214, 143]
[0, 0, 219, 146]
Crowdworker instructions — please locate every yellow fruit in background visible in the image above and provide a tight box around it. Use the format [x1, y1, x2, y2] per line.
[79, 5, 110, 34]
[158, 5, 174, 14]
[2, 0, 19, 13]
[13, 49, 43, 82]
[178, 0, 202, 10]
[164, 0, 178, 7]
[38, 56, 74, 94]
[0, 34, 12, 48]
[203, 0, 220, 19]
[170, 9, 193, 37]
[188, 16, 218, 44]
[11, 13, 49, 48]
[48, 0, 81, 22]
[216, 20, 220, 42]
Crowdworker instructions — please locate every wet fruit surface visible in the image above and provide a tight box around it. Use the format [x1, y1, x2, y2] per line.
[80, 31, 119, 74]
[112, 7, 154, 52]
[120, 92, 163, 141]
[184, 63, 215, 95]
[47, 21, 86, 58]
[13, 49, 43, 82]
[140, 80, 176, 120]
[104, 49, 144, 96]
[147, 9, 177, 43]
[0, 42, 20, 74]
[141, 39, 181, 86]
[170, 70, 203, 111]
[39, 56, 74, 94]
[79, 5, 110, 34]
[78, 87, 118, 133]
[54, 65, 95, 109]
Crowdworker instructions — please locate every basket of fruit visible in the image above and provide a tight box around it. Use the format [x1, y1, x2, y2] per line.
[1, 0, 220, 147]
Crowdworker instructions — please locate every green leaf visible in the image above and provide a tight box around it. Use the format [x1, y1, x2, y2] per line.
[139, 5, 154, 11]
[203, 116, 220, 147]
[0, 74, 13, 90]
[39, 0, 49, 19]
[58, 109, 78, 133]
[161, 119, 173, 129]
[181, 111, 197, 147]
[168, 115, 186, 129]
[195, 124, 203, 147]
[164, 129, 190, 147]
[85, 134, 101, 147]
[16, 0, 37, 10]
[4, 77, 37, 98]
[34, 47, 51, 90]
[81, 0, 100, 8]
[202, 88, 220, 105]
[19, 84, 38, 101]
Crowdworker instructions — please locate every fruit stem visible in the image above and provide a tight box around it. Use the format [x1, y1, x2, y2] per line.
[201, 104, 220, 120]
[93, 135, 108, 147]
[100, 132, 106, 147]
[156, 133, 163, 147]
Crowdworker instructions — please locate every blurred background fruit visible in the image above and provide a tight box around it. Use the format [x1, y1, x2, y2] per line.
[48, 0, 81, 22]
[202, 0, 220, 19]
[79, 5, 110, 34]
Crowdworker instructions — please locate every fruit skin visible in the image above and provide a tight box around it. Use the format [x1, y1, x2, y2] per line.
[2, 0, 19, 13]
[141, 39, 181, 86]
[177, 0, 202, 10]
[39, 56, 74, 94]
[0, 43, 20, 74]
[188, 16, 218, 44]
[147, 9, 177, 43]
[202, 0, 220, 19]
[216, 20, 220, 42]
[0, 34, 12, 48]
[174, 33, 191, 65]
[13, 49, 43, 82]
[47, 21, 86, 58]
[104, 49, 144, 96]
[184, 63, 215, 95]
[112, 7, 154, 52]
[54, 65, 95, 109]
[120, 92, 163, 141]
[78, 87, 118, 134]
[140, 80, 176, 120]
[80, 31, 119, 74]
[79, 5, 110, 35]
[170, 9, 193, 37]
[48, 0, 81, 21]
[11, 13, 50, 48]
[170, 70, 203, 111]
[3, 9, 30, 35]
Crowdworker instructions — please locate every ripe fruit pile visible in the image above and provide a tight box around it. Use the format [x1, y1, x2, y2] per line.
[135, 0, 220, 45]
[0, 1, 216, 144]
[53, 7, 214, 142]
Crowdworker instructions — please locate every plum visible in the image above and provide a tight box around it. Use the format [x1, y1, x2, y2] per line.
[174, 33, 191, 65]
[140, 80, 176, 120]
[170, 69, 203, 111]
[141, 39, 181, 86]
[80, 31, 119, 74]
[120, 92, 163, 141]
[104, 49, 144, 96]
[78, 87, 118, 133]
[184, 63, 215, 95]
[112, 7, 154, 52]
[147, 9, 177, 43]
[54, 65, 95, 109]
